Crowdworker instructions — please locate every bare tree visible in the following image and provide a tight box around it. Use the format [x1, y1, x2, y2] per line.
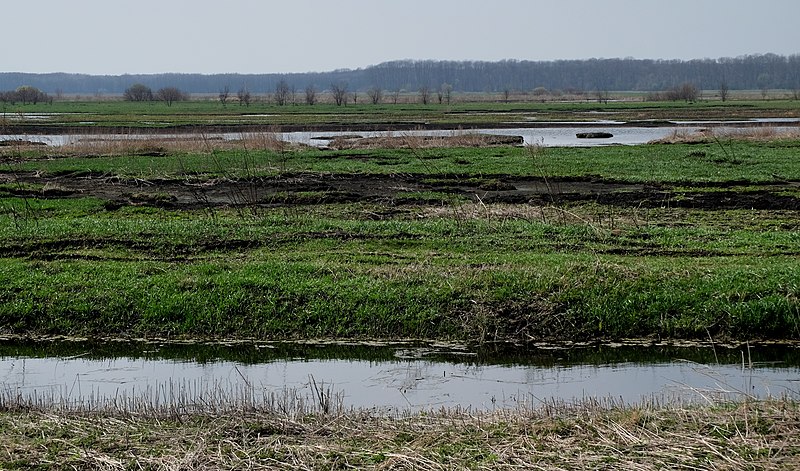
[0, 91, 15, 104]
[331, 82, 348, 106]
[757, 73, 771, 99]
[275, 79, 290, 106]
[367, 87, 382, 105]
[719, 80, 729, 102]
[596, 89, 610, 104]
[219, 86, 230, 106]
[391, 88, 402, 105]
[533, 87, 549, 103]
[124, 83, 153, 102]
[305, 85, 317, 105]
[237, 87, 251, 106]
[664, 83, 698, 102]
[502, 87, 511, 103]
[156, 87, 186, 106]
[418, 86, 431, 105]
[441, 83, 452, 105]
[16, 86, 43, 104]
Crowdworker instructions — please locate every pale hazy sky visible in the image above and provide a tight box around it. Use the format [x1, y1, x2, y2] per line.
[4, 0, 799, 75]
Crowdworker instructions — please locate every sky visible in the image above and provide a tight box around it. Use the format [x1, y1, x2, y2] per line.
[3, 0, 799, 75]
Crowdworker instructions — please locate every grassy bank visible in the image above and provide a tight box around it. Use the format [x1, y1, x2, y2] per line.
[0, 203, 798, 341]
[1, 398, 798, 469]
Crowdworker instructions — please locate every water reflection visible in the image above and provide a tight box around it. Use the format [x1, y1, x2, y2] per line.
[3, 123, 798, 148]
[1, 340, 798, 411]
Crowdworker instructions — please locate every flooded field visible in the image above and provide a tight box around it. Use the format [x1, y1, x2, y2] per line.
[2, 120, 798, 148]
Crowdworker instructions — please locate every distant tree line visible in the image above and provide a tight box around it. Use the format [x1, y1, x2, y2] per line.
[1, 54, 798, 98]
[0, 86, 51, 104]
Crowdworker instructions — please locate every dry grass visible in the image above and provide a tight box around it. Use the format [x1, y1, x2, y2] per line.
[328, 132, 523, 150]
[1, 398, 797, 469]
[0, 130, 300, 158]
[650, 126, 800, 144]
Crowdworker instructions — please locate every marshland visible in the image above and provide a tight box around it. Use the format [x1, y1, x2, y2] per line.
[1, 96, 800, 468]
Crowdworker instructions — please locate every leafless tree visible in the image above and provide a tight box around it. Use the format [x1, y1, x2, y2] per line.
[237, 87, 251, 106]
[156, 87, 186, 106]
[391, 88, 402, 104]
[719, 81, 729, 102]
[757, 73, 771, 99]
[305, 85, 317, 105]
[502, 88, 511, 103]
[331, 82, 348, 106]
[13, 88, 32, 104]
[418, 86, 431, 105]
[219, 86, 230, 106]
[124, 83, 153, 102]
[441, 83, 452, 105]
[0, 91, 15, 104]
[596, 89, 610, 104]
[668, 83, 698, 102]
[367, 87, 382, 105]
[275, 79, 290, 106]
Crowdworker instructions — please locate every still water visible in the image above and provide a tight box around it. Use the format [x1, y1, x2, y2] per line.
[3, 122, 798, 148]
[1, 340, 798, 411]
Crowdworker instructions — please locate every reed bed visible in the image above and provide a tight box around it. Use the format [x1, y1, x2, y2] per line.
[327, 132, 523, 150]
[1, 395, 797, 469]
[0, 130, 298, 158]
[0, 376, 345, 418]
[650, 125, 800, 144]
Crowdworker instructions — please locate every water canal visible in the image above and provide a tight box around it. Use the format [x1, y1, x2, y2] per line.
[2, 120, 798, 148]
[2, 339, 798, 412]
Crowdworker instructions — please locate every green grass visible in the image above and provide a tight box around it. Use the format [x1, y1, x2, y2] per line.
[4, 97, 800, 127]
[0, 197, 798, 341]
[1, 127, 799, 342]
[6, 141, 800, 183]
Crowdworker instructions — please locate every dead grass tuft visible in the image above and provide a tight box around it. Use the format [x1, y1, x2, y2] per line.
[1, 398, 798, 469]
[328, 132, 523, 150]
[3, 130, 301, 158]
[650, 126, 800, 144]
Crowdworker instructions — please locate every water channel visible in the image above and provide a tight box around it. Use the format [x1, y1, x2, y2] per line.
[2, 339, 798, 412]
[2, 119, 798, 148]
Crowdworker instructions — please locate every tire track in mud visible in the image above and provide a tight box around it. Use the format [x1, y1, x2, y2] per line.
[5, 171, 799, 211]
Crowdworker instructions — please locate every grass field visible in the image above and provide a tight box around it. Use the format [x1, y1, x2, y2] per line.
[2, 100, 800, 469]
[1, 131, 798, 342]
[3, 97, 800, 128]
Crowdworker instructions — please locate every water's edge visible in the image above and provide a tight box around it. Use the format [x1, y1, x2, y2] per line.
[2, 339, 798, 412]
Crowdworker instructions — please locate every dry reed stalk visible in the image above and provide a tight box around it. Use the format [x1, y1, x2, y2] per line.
[2, 398, 798, 469]
[328, 132, 522, 150]
[32, 129, 300, 157]
[650, 126, 800, 144]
